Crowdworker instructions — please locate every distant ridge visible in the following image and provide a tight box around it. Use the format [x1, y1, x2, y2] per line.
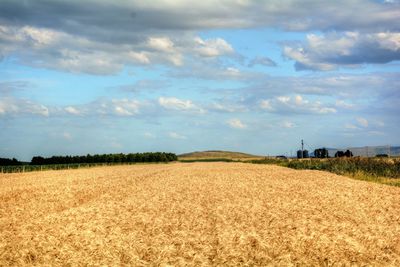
[178, 150, 263, 159]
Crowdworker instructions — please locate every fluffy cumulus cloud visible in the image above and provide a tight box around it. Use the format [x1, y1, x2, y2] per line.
[259, 95, 337, 115]
[284, 32, 400, 70]
[148, 37, 175, 53]
[0, 97, 49, 117]
[194, 37, 234, 57]
[0, 82, 50, 117]
[0, 25, 146, 74]
[158, 97, 205, 113]
[0, 0, 399, 74]
[64, 106, 81, 115]
[110, 99, 141, 116]
[227, 118, 247, 129]
[71, 99, 142, 117]
[0, 25, 235, 74]
[2, 71, 398, 121]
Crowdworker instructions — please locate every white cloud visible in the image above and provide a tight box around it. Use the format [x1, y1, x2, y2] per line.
[0, 0, 398, 76]
[210, 102, 246, 113]
[168, 132, 187, 139]
[50, 49, 124, 75]
[227, 118, 247, 129]
[0, 100, 17, 115]
[345, 117, 388, 132]
[211, 103, 236, 113]
[65, 106, 81, 115]
[166, 53, 184, 66]
[159, 97, 194, 110]
[284, 32, 400, 71]
[128, 51, 151, 64]
[111, 99, 140, 116]
[356, 117, 369, 127]
[294, 95, 304, 105]
[259, 100, 274, 111]
[277, 96, 291, 104]
[0, 97, 49, 117]
[0, 25, 235, 75]
[260, 95, 337, 115]
[148, 37, 175, 52]
[283, 46, 336, 71]
[18, 26, 60, 47]
[194, 37, 234, 57]
[225, 67, 241, 77]
[56, 99, 143, 117]
[158, 97, 204, 113]
[31, 104, 49, 116]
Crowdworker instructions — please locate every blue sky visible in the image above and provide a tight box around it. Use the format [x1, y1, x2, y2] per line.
[0, 0, 399, 160]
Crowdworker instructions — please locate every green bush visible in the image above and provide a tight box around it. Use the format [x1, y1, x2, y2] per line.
[284, 158, 400, 178]
[248, 158, 288, 165]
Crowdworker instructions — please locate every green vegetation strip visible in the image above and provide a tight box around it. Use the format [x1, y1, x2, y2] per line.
[250, 158, 400, 187]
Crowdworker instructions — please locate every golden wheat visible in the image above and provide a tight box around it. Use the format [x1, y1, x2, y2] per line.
[1, 163, 399, 266]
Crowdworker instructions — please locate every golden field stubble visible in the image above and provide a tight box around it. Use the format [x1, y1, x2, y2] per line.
[0, 162, 399, 266]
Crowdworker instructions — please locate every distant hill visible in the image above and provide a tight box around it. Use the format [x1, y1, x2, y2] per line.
[178, 150, 263, 160]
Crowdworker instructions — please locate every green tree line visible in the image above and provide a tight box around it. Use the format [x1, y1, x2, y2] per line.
[0, 158, 23, 166]
[30, 152, 178, 165]
[1, 152, 177, 166]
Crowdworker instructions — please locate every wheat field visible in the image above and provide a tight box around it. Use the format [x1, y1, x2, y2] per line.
[1, 163, 399, 266]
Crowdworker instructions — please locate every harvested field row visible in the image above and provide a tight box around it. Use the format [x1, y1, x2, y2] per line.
[1, 163, 400, 266]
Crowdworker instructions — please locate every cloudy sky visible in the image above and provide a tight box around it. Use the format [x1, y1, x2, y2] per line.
[1, 0, 399, 160]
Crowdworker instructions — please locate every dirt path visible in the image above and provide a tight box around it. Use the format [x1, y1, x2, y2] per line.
[1, 162, 399, 266]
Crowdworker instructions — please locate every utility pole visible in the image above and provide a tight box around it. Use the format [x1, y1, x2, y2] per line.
[301, 139, 304, 159]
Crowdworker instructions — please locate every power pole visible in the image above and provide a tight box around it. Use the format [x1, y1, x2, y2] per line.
[301, 139, 304, 159]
